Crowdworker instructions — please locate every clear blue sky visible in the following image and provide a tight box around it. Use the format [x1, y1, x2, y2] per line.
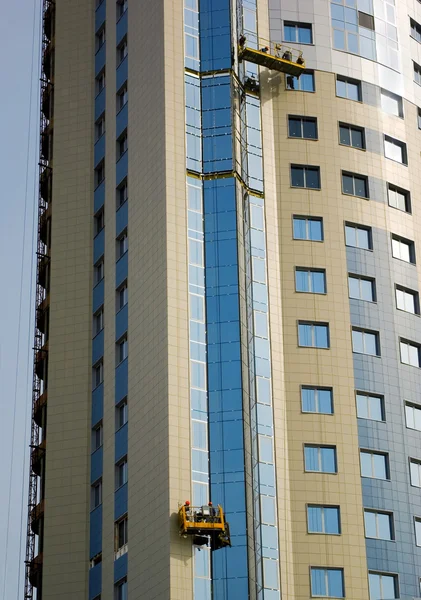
[0, 1, 41, 598]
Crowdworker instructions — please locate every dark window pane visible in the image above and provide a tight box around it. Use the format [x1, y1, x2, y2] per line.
[351, 128, 363, 148]
[291, 167, 305, 187]
[306, 168, 320, 188]
[302, 119, 317, 139]
[354, 177, 367, 198]
[288, 118, 302, 137]
[342, 174, 354, 194]
[298, 25, 312, 44]
[340, 126, 350, 145]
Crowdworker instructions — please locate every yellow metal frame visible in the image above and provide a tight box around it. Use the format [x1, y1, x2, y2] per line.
[238, 37, 305, 77]
[178, 504, 226, 535]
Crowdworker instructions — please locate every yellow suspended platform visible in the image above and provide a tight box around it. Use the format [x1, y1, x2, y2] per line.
[178, 503, 231, 551]
[238, 38, 306, 77]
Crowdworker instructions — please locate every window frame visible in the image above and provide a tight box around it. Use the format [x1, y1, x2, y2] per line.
[117, 336, 128, 365]
[94, 208, 104, 236]
[283, 21, 313, 44]
[338, 122, 366, 150]
[304, 444, 338, 474]
[94, 258, 104, 285]
[293, 215, 324, 242]
[117, 179, 128, 208]
[387, 183, 411, 213]
[295, 267, 327, 294]
[116, 0, 128, 19]
[93, 307, 104, 336]
[115, 515, 128, 551]
[290, 164, 321, 189]
[364, 509, 394, 541]
[91, 479, 102, 510]
[351, 328, 380, 357]
[380, 89, 403, 118]
[336, 75, 362, 102]
[95, 161, 105, 188]
[391, 235, 416, 264]
[287, 115, 318, 140]
[117, 281, 128, 312]
[415, 516, 421, 546]
[307, 505, 341, 535]
[117, 37, 128, 65]
[117, 130, 128, 159]
[344, 222, 372, 250]
[298, 321, 330, 349]
[115, 578, 127, 600]
[117, 230, 128, 260]
[93, 361, 104, 389]
[310, 567, 345, 598]
[348, 274, 376, 302]
[384, 135, 408, 165]
[116, 398, 128, 431]
[286, 70, 315, 92]
[301, 386, 334, 415]
[95, 26, 106, 53]
[411, 17, 421, 43]
[356, 392, 385, 422]
[360, 450, 390, 480]
[405, 401, 421, 431]
[410, 458, 421, 487]
[341, 170, 369, 198]
[117, 83, 128, 113]
[95, 70, 105, 96]
[414, 60, 421, 86]
[395, 285, 419, 315]
[368, 571, 399, 600]
[116, 457, 128, 490]
[400, 338, 421, 368]
[95, 114, 105, 142]
[92, 423, 103, 453]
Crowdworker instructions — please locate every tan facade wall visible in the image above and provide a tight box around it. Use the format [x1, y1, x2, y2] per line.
[41, 1, 94, 598]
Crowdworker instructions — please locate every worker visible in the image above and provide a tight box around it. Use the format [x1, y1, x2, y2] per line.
[184, 500, 191, 521]
[282, 50, 292, 61]
[208, 501, 216, 523]
[261, 46, 269, 53]
[239, 34, 246, 47]
[296, 55, 304, 65]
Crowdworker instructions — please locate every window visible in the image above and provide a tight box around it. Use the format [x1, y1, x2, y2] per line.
[293, 216, 323, 241]
[380, 89, 403, 118]
[396, 286, 419, 315]
[95, 162, 105, 187]
[96, 27, 105, 52]
[405, 402, 421, 431]
[116, 458, 128, 489]
[95, 114, 105, 141]
[93, 308, 104, 336]
[415, 517, 421, 546]
[117, 0, 128, 18]
[348, 275, 375, 302]
[117, 180, 128, 207]
[310, 568, 344, 598]
[400, 339, 421, 368]
[384, 135, 407, 165]
[96, 70, 105, 95]
[115, 516, 128, 550]
[392, 235, 415, 264]
[91, 480, 102, 509]
[116, 399, 128, 430]
[356, 393, 384, 421]
[94, 259, 104, 285]
[288, 115, 317, 139]
[411, 18, 421, 43]
[117, 84, 128, 112]
[336, 76, 361, 101]
[304, 445, 337, 473]
[92, 423, 103, 452]
[418, 108, 421, 130]
[298, 322, 329, 349]
[94, 209, 104, 235]
[115, 579, 127, 600]
[295, 268, 326, 294]
[342, 171, 368, 198]
[117, 231, 128, 259]
[291, 165, 321, 189]
[93, 362, 103, 388]
[117, 337, 128, 364]
[286, 70, 315, 92]
[368, 572, 398, 599]
[352, 328, 380, 356]
[364, 510, 394, 540]
[360, 450, 389, 480]
[387, 184, 410, 213]
[307, 505, 340, 534]
[302, 387, 333, 414]
[339, 123, 365, 149]
[345, 223, 372, 250]
[117, 282, 128, 310]
[117, 131, 127, 158]
[414, 61, 421, 86]
[284, 21, 313, 44]
[117, 38, 127, 64]
[410, 459, 421, 487]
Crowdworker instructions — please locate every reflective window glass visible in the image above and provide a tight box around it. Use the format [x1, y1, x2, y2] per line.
[345, 223, 371, 249]
[308, 505, 340, 534]
[356, 393, 384, 421]
[396, 287, 418, 314]
[400, 340, 421, 367]
[304, 445, 337, 473]
[336, 76, 361, 101]
[296, 268, 326, 294]
[352, 329, 379, 356]
[368, 572, 398, 599]
[364, 510, 393, 540]
[311, 567, 344, 597]
[293, 216, 323, 241]
[405, 403, 421, 431]
[360, 450, 388, 479]
[288, 116, 318, 139]
[298, 323, 329, 348]
[301, 387, 333, 414]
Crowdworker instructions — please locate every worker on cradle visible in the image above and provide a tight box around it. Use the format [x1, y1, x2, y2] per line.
[184, 500, 191, 520]
[208, 501, 216, 523]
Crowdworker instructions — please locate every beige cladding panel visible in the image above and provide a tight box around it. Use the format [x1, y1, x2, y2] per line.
[41, 1, 94, 599]
[263, 71, 381, 599]
[127, 0, 192, 599]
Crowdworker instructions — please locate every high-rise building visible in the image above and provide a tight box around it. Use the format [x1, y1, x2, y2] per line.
[25, 0, 421, 598]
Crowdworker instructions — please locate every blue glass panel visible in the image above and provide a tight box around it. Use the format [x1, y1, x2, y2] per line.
[95, 2, 106, 32]
[115, 483, 128, 519]
[116, 251, 128, 287]
[91, 384, 103, 426]
[116, 151, 128, 187]
[89, 505, 102, 558]
[116, 200, 128, 235]
[94, 180, 105, 213]
[115, 358, 128, 404]
[199, 0, 231, 72]
[114, 552, 128, 583]
[95, 88, 105, 121]
[308, 506, 323, 532]
[325, 507, 340, 534]
[116, 304, 128, 340]
[302, 388, 315, 412]
[328, 569, 344, 597]
[319, 389, 333, 414]
[116, 8, 128, 45]
[116, 56, 128, 91]
[305, 446, 318, 471]
[194, 578, 211, 600]
[321, 447, 336, 473]
[311, 569, 326, 596]
[115, 422, 128, 461]
[116, 102, 128, 139]
[91, 446, 103, 483]
[94, 134, 105, 167]
[95, 43, 106, 76]
[93, 228, 105, 265]
[92, 329, 104, 365]
[89, 561, 102, 599]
